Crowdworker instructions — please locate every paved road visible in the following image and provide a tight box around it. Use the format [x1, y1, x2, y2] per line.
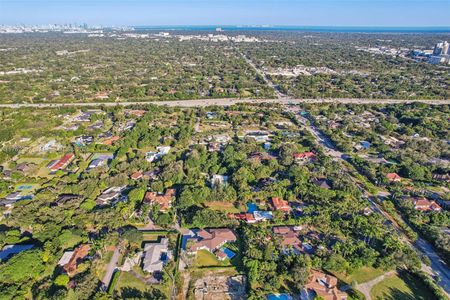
[415, 237, 450, 294]
[101, 246, 120, 291]
[295, 112, 450, 297]
[240, 52, 287, 99]
[0, 97, 448, 109]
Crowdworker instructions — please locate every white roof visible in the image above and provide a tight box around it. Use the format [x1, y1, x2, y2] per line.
[58, 251, 74, 266]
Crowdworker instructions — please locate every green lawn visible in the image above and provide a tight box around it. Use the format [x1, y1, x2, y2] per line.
[115, 271, 170, 298]
[115, 271, 147, 293]
[16, 157, 45, 165]
[205, 201, 240, 213]
[193, 250, 232, 267]
[333, 266, 388, 284]
[370, 272, 437, 300]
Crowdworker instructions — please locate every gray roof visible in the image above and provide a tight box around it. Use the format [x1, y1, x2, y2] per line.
[142, 238, 169, 273]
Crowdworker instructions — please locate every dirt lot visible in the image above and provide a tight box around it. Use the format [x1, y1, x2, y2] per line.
[193, 273, 246, 300]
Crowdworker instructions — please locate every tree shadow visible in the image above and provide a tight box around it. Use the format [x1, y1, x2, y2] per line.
[118, 286, 167, 300]
[379, 287, 416, 300]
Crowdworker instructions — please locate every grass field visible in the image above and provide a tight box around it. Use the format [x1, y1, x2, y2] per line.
[332, 266, 388, 284]
[370, 272, 437, 300]
[205, 201, 240, 213]
[142, 233, 162, 242]
[193, 250, 232, 267]
[115, 271, 148, 293]
[16, 157, 46, 165]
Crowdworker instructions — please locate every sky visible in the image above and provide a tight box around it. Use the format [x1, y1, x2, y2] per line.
[1, 0, 450, 27]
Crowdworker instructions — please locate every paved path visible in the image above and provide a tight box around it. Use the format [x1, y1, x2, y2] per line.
[356, 270, 398, 300]
[294, 111, 450, 297]
[101, 246, 120, 291]
[0, 97, 448, 109]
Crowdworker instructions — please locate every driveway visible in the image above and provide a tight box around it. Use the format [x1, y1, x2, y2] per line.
[101, 246, 121, 291]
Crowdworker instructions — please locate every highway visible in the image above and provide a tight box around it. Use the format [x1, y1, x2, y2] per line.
[0, 97, 448, 109]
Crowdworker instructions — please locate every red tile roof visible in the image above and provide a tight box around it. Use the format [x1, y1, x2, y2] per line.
[386, 173, 401, 182]
[305, 270, 348, 300]
[227, 213, 256, 223]
[294, 151, 315, 160]
[103, 136, 120, 146]
[131, 171, 143, 180]
[144, 189, 175, 212]
[50, 153, 74, 171]
[413, 197, 442, 212]
[270, 197, 291, 213]
[63, 244, 90, 275]
[190, 228, 237, 252]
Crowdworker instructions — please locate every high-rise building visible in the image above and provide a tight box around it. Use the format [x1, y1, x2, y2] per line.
[443, 41, 450, 55]
[433, 41, 449, 56]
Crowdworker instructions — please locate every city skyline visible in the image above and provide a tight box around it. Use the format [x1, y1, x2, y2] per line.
[1, 0, 450, 27]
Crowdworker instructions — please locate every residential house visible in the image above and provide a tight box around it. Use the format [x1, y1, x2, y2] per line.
[142, 238, 171, 276]
[213, 135, 231, 144]
[88, 120, 104, 130]
[301, 270, 348, 300]
[361, 141, 371, 149]
[2, 169, 11, 180]
[53, 194, 80, 206]
[73, 112, 91, 122]
[294, 151, 315, 162]
[432, 173, 450, 183]
[74, 135, 94, 146]
[57, 244, 91, 276]
[48, 153, 75, 172]
[96, 187, 126, 206]
[143, 170, 159, 180]
[1, 192, 33, 206]
[386, 173, 402, 183]
[15, 163, 33, 173]
[273, 226, 303, 254]
[211, 174, 229, 188]
[249, 152, 274, 162]
[103, 136, 120, 146]
[270, 197, 291, 213]
[253, 211, 273, 221]
[126, 110, 147, 118]
[131, 171, 143, 180]
[41, 139, 62, 152]
[88, 154, 113, 170]
[146, 146, 171, 162]
[95, 91, 109, 99]
[187, 228, 237, 258]
[227, 213, 257, 224]
[206, 111, 217, 119]
[144, 189, 175, 212]
[312, 178, 331, 190]
[245, 131, 271, 143]
[411, 197, 442, 212]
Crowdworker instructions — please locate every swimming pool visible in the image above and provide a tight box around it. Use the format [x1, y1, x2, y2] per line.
[220, 247, 236, 259]
[17, 185, 33, 190]
[266, 294, 292, 300]
[247, 202, 258, 213]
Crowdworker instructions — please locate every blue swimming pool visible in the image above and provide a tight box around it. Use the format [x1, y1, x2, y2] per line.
[220, 247, 236, 259]
[266, 294, 292, 300]
[247, 202, 258, 213]
[17, 185, 32, 190]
